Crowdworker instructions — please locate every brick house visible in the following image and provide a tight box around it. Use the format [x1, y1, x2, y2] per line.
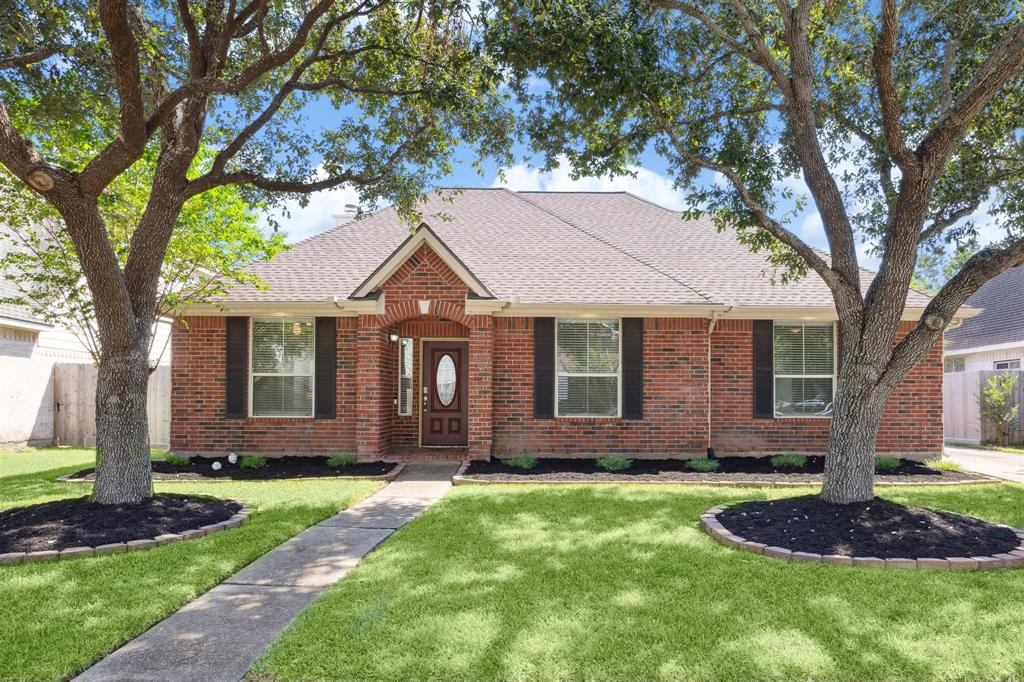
[171, 189, 951, 461]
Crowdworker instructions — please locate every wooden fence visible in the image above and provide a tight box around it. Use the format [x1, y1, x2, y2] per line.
[53, 363, 171, 448]
[944, 369, 1024, 445]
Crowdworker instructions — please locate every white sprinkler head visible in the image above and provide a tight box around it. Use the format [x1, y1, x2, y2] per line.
[227, 453, 238, 464]
[212, 461, 222, 471]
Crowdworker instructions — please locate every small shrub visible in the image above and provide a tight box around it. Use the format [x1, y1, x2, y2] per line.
[505, 453, 538, 469]
[163, 452, 190, 467]
[240, 455, 267, 470]
[596, 455, 633, 471]
[875, 457, 901, 472]
[685, 458, 720, 472]
[924, 457, 964, 473]
[327, 453, 358, 468]
[770, 454, 808, 469]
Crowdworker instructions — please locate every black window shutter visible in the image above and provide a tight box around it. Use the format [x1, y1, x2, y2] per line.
[225, 317, 248, 419]
[314, 317, 337, 419]
[622, 318, 644, 419]
[752, 320, 774, 419]
[533, 318, 555, 419]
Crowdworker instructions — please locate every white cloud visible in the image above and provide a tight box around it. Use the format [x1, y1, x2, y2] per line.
[491, 156, 689, 211]
[259, 184, 362, 243]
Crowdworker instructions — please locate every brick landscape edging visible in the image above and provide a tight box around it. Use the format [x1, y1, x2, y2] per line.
[451, 473, 998, 487]
[700, 504, 1024, 570]
[58, 461, 406, 484]
[0, 501, 252, 566]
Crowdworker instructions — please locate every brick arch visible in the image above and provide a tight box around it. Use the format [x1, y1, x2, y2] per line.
[379, 298, 472, 328]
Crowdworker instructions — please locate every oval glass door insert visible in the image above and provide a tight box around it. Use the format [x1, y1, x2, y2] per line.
[435, 354, 457, 406]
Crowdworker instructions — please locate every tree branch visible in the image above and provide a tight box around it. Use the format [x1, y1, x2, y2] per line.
[882, 238, 1024, 389]
[918, 198, 982, 244]
[0, 45, 65, 70]
[872, 0, 918, 172]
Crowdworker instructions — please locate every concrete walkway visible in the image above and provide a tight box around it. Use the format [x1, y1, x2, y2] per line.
[76, 461, 460, 682]
[945, 445, 1024, 483]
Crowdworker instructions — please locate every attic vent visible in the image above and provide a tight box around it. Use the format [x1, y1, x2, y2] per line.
[408, 254, 421, 267]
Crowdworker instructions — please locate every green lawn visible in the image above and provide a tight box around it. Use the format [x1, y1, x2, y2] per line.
[0, 448, 382, 682]
[947, 441, 1024, 455]
[255, 482, 1024, 681]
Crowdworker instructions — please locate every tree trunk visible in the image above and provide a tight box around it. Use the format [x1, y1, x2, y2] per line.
[820, 367, 889, 504]
[92, 330, 153, 504]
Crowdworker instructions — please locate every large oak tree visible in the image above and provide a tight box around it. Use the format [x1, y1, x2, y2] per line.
[0, 0, 510, 503]
[487, 0, 1024, 503]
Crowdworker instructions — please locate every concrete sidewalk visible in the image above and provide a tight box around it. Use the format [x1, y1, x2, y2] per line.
[945, 445, 1024, 483]
[75, 461, 460, 682]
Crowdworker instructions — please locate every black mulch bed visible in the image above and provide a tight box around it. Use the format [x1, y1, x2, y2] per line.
[463, 456, 987, 484]
[717, 495, 1019, 559]
[0, 493, 241, 553]
[66, 456, 396, 481]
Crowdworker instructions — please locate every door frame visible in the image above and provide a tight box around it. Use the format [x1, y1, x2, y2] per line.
[417, 337, 469, 447]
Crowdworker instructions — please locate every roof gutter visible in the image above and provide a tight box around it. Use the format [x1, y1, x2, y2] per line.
[706, 304, 734, 458]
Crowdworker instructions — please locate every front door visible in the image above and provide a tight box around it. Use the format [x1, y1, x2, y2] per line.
[421, 341, 468, 446]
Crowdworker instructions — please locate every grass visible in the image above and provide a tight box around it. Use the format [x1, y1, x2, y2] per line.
[925, 457, 966, 473]
[0, 447, 381, 681]
[947, 441, 1024, 455]
[255, 481, 1024, 681]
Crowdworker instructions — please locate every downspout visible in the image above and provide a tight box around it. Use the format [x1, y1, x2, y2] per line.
[706, 304, 734, 457]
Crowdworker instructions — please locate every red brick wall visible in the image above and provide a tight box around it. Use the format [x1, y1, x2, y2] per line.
[170, 316, 359, 456]
[491, 317, 710, 457]
[710, 319, 943, 457]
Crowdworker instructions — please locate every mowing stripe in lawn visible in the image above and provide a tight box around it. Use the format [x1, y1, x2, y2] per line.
[74, 461, 460, 682]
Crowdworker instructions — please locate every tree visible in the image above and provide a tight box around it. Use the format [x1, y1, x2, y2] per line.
[486, 0, 1024, 503]
[980, 372, 1019, 447]
[0, 0, 511, 504]
[0, 146, 286, 366]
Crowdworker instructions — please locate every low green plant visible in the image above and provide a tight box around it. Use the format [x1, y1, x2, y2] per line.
[685, 458, 720, 472]
[327, 453, 358, 468]
[163, 452, 190, 467]
[924, 457, 964, 473]
[875, 457, 901, 472]
[240, 455, 267, 470]
[596, 455, 632, 471]
[770, 454, 807, 469]
[505, 453, 538, 469]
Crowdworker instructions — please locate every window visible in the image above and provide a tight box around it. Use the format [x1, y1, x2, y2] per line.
[250, 318, 314, 417]
[555, 319, 620, 417]
[773, 322, 835, 418]
[944, 357, 966, 373]
[398, 338, 414, 415]
[994, 359, 1021, 370]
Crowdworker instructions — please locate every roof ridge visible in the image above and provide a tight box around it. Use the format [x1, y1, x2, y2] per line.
[510, 192, 718, 304]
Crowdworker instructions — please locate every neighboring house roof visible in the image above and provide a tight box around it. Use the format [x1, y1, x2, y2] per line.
[217, 188, 935, 314]
[0, 228, 50, 328]
[945, 265, 1024, 352]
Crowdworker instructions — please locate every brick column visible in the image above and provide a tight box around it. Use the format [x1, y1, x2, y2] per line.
[467, 315, 494, 459]
[356, 315, 391, 459]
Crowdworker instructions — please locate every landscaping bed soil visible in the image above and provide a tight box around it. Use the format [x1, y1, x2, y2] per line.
[66, 456, 397, 481]
[717, 495, 1019, 559]
[462, 456, 987, 484]
[0, 494, 241, 553]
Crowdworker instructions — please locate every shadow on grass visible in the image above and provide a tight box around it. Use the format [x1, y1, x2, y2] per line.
[254, 483, 1024, 681]
[0, 464, 381, 682]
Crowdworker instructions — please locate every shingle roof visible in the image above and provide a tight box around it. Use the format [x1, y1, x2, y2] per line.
[945, 265, 1024, 352]
[0, 227, 47, 325]
[223, 188, 933, 310]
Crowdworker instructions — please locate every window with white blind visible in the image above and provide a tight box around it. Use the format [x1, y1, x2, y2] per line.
[555, 319, 620, 417]
[773, 322, 835, 418]
[250, 318, 315, 417]
[398, 337, 413, 416]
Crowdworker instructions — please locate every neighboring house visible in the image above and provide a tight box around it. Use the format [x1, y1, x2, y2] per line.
[172, 189, 949, 461]
[944, 265, 1024, 372]
[1, 235, 171, 448]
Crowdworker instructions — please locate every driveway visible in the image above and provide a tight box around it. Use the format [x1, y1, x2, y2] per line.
[944, 445, 1024, 483]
